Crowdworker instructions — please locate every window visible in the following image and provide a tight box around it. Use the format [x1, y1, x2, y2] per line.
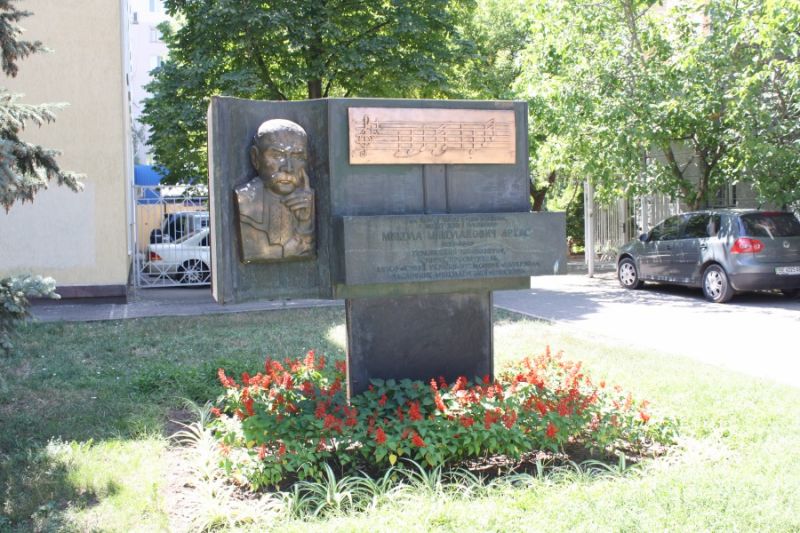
[682, 214, 721, 239]
[741, 213, 800, 238]
[149, 55, 163, 71]
[132, 12, 139, 24]
[149, 27, 160, 43]
[149, 0, 157, 12]
[649, 216, 682, 241]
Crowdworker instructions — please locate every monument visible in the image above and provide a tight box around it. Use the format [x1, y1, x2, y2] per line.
[234, 119, 315, 263]
[208, 98, 566, 394]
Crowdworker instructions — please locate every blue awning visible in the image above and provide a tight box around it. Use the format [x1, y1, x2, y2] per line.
[134, 164, 167, 186]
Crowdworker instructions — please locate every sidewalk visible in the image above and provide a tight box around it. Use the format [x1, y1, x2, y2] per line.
[30, 258, 615, 323]
[30, 287, 342, 323]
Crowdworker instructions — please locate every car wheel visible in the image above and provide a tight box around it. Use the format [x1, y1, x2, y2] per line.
[702, 264, 734, 303]
[178, 260, 211, 284]
[781, 288, 800, 298]
[618, 258, 644, 289]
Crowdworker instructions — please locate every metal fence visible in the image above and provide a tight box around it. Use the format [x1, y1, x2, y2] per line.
[132, 186, 210, 288]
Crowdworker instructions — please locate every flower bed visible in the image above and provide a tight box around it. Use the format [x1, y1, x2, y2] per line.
[211, 348, 677, 489]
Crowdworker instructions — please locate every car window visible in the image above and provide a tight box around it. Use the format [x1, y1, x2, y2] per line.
[650, 215, 682, 241]
[682, 213, 721, 238]
[740, 213, 800, 238]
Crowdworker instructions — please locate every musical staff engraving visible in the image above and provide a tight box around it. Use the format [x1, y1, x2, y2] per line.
[348, 107, 516, 165]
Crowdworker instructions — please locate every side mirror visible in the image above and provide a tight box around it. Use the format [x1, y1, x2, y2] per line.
[639, 232, 648, 242]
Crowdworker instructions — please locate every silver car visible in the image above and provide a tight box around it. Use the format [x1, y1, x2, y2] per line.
[617, 209, 800, 303]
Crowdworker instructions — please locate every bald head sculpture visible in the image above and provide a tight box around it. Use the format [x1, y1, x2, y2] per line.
[234, 119, 315, 263]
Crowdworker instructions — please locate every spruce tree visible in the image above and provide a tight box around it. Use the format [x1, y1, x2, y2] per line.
[0, 0, 82, 353]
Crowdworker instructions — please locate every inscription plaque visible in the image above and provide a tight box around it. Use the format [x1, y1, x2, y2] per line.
[336, 213, 564, 286]
[349, 107, 515, 165]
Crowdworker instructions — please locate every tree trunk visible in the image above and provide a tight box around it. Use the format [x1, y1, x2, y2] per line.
[307, 79, 323, 100]
[530, 170, 557, 211]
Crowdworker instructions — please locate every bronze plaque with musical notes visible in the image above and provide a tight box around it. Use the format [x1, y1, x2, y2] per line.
[348, 107, 516, 165]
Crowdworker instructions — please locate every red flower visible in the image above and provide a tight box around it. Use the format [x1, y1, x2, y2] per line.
[459, 416, 475, 429]
[336, 360, 347, 374]
[546, 421, 558, 439]
[535, 400, 548, 417]
[241, 372, 251, 386]
[429, 378, 439, 392]
[433, 391, 446, 412]
[278, 443, 287, 457]
[316, 438, 327, 452]
[243, 396, 254, 417]
[639, 410, 650, 423]
[304, 350, 315, 369]
[483, 375, 491, 385]
[484, 409, 500, 429]
[258, 443, 267, 460]
[378, 394, 388, 406]
[408, 401, 423, 421]
[217, 368, 237, 388]
[323, 414, 343, 432]
[396, 406, 405, 422]
[411, 432, 426, 447]
[503, 409, 518, 429]
[557, 399, 570, 417]
[375, 427, 387, 444]
[210, 407, 222, 418]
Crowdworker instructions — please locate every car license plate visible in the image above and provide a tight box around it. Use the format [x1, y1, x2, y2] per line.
[776, 266, 800, 275]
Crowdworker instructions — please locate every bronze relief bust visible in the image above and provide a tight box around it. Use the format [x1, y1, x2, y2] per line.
[234, 119, 315, 263]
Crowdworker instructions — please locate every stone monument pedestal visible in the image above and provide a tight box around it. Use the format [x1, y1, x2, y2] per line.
[346, 292, 493, 395]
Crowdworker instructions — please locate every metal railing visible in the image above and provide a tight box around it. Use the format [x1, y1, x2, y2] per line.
[132, 186, 210, 288]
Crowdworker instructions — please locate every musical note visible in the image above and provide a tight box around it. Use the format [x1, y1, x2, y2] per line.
[349, 108, 516, 165]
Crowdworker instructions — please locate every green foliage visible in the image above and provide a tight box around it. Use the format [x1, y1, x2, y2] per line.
[0, 274, 57, 354]
[518, 0, 800, 209]
[144, 0, 476, 184]
[211, 348, 677, 489]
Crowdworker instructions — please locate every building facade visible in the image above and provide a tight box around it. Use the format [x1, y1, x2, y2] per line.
[0, 0, 134, 299]
[129, 0, 169, 164]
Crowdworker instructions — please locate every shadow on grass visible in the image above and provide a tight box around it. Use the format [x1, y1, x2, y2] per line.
[0, 444, 114, 530]
[0, 306, 348, 529]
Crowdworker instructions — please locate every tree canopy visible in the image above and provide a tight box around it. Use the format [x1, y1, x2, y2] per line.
[143, 0, 477, 184]
[518, 0, 800, 210]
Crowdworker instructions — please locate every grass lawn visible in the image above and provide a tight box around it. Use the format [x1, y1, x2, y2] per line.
[1, 306, 799, 531]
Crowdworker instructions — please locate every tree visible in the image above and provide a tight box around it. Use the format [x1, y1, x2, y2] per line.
[518, 0, 800, 210]
[143, 0, 476, 185]
[0, 1, 81, 352]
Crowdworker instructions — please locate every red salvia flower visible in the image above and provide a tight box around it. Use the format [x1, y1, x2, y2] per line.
[459, 416, 475, 429]
[210, 407, 222, 418]
[304, 350, 315, 369]
[316, 438, 327, 452]
[278, 443, 287, 457]
[408, 401, 423, 421]
[258, 444, 267, 460]
[411, 432, 426, 447]
[378, 394, 388, 406]
[315, 401, 327, 419]
[336, 360, 347, 374]
[323, 414, 343, 432]
[434, 391, 446, 412]
[429, 378, 439, 392]
[243, 395, 254, 417]
[639, 410, 650, 423]
[546, 421, 558, 439]
[503, 409, 518, 429]
[217, 368, 237, 388]
[396, 406, 405, 422]
[375, 427, 387, 444]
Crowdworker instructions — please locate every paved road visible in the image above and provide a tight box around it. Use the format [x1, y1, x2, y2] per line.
[495, 273, 800, 388]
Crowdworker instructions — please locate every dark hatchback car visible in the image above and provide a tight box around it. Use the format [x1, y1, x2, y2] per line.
[617, 209, 800, 303]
